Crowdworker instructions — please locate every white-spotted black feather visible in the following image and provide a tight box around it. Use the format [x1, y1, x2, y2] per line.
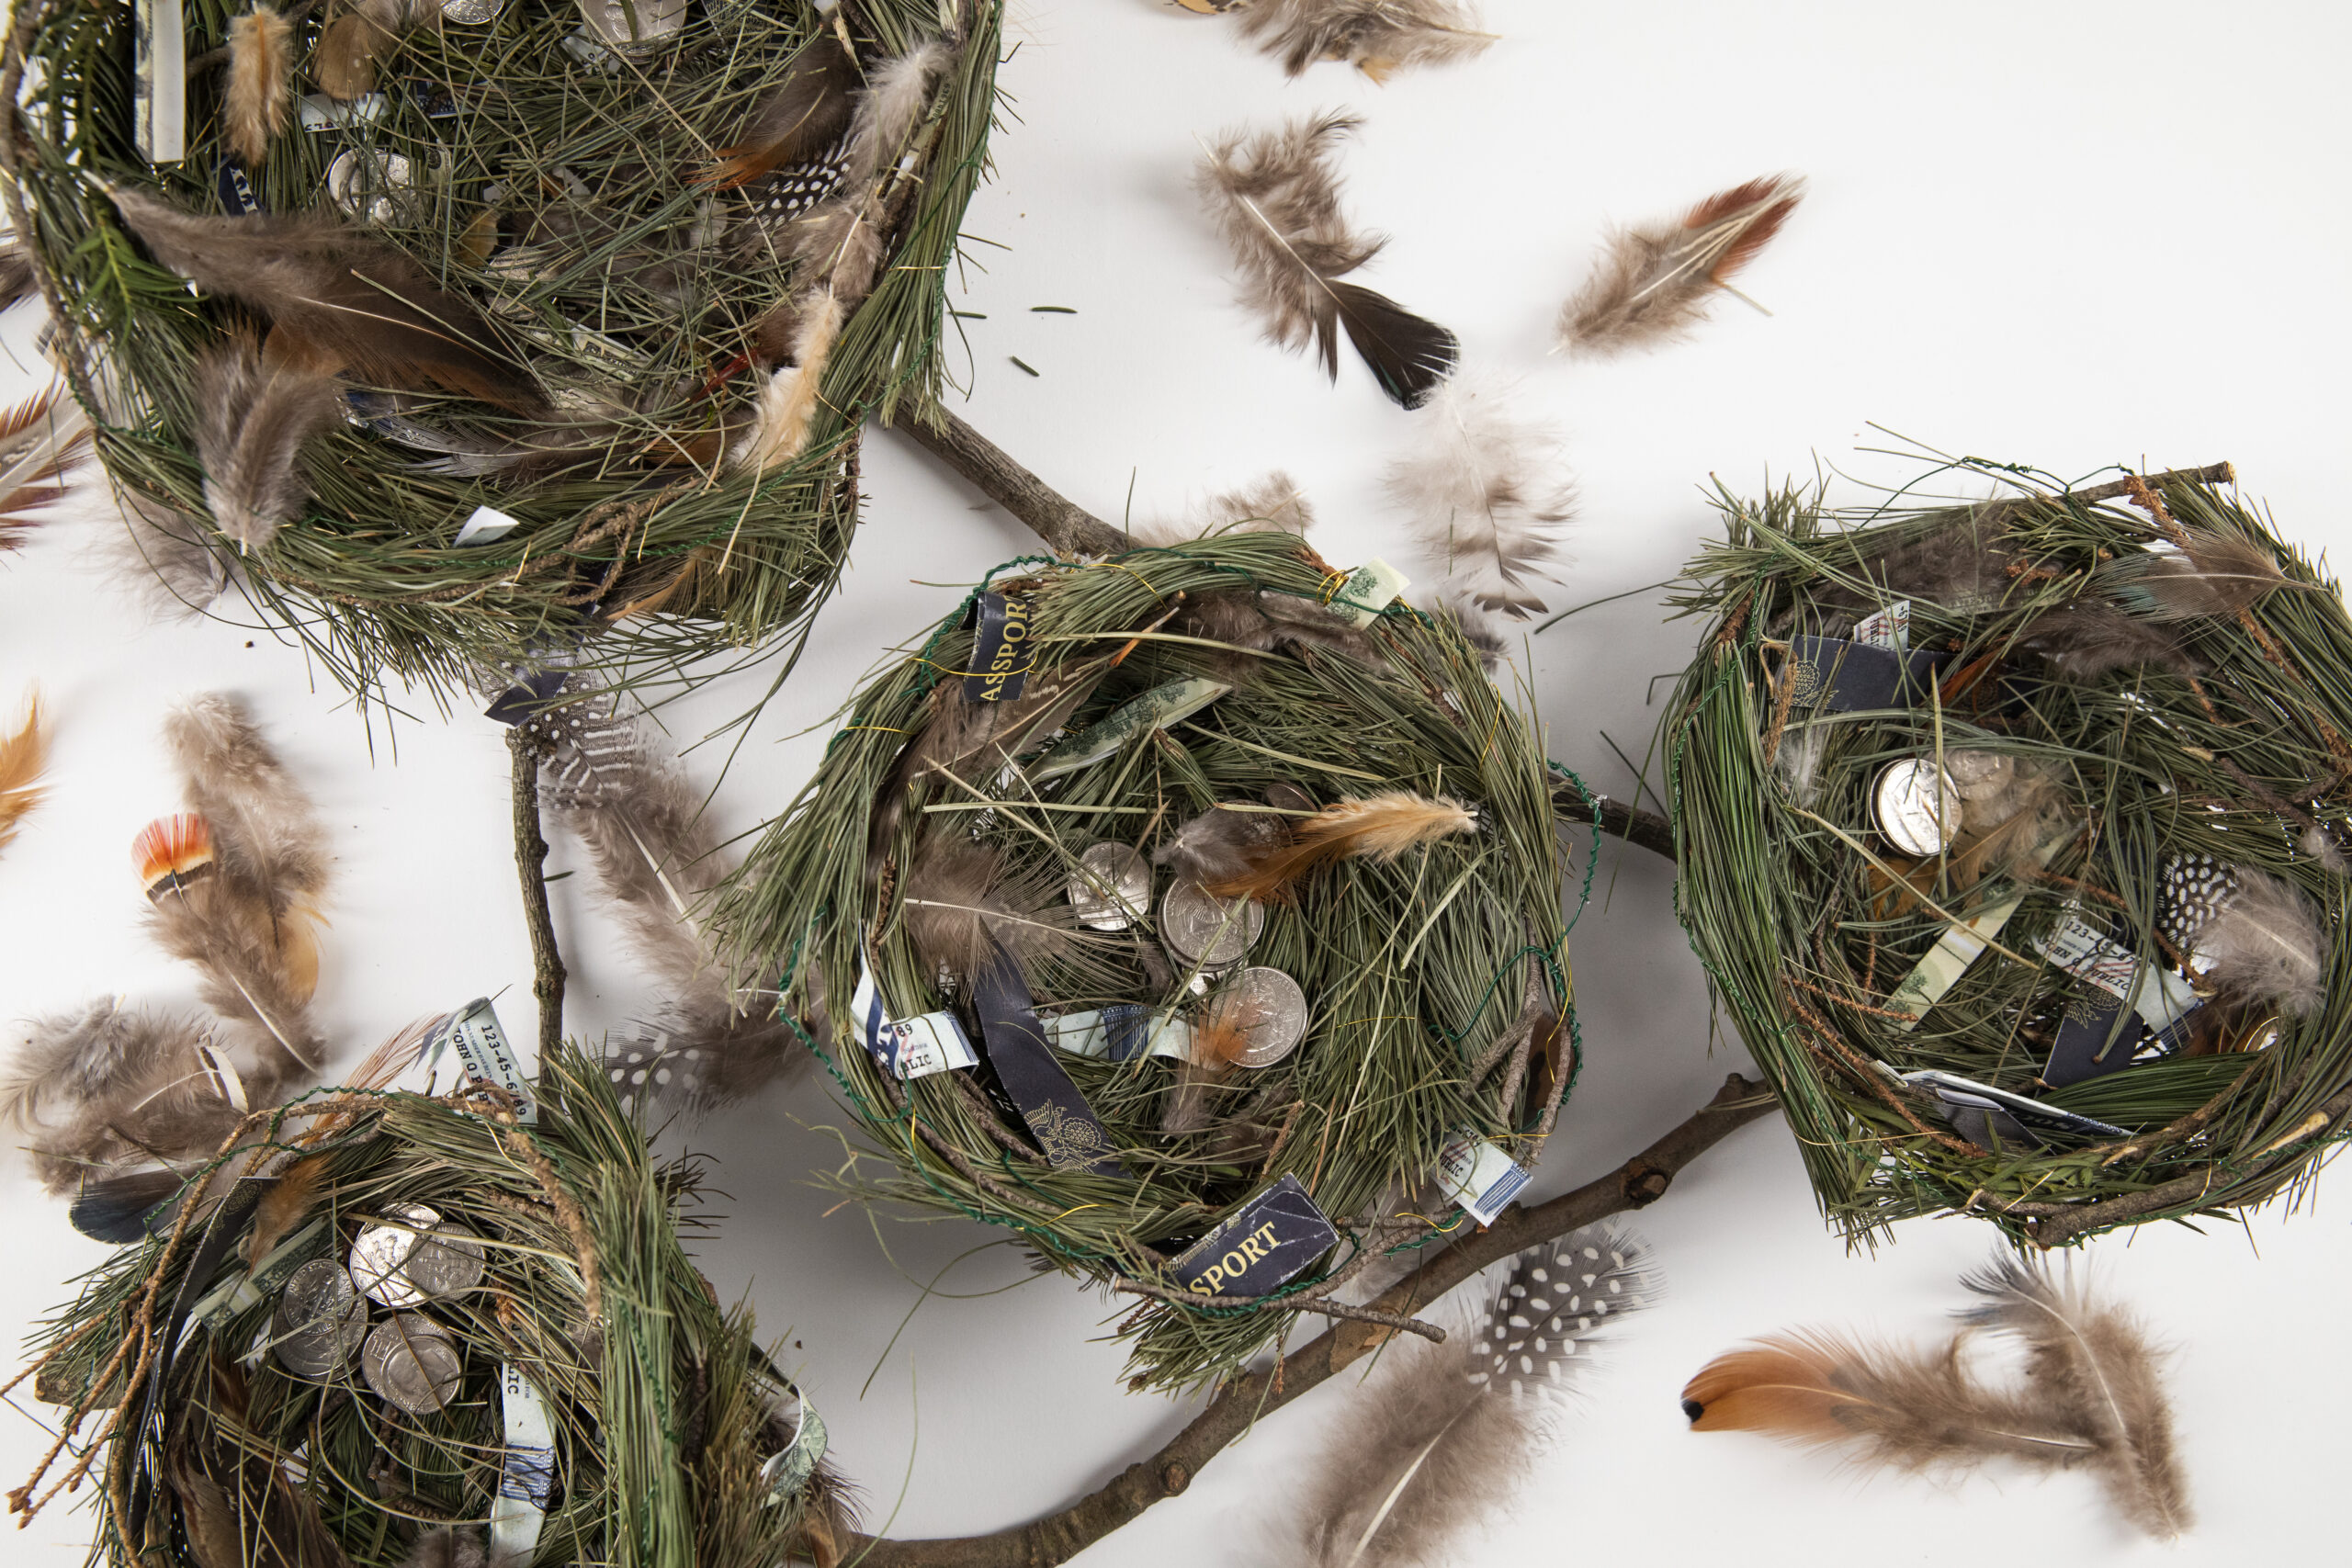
[1289, 1224, 1657, 1568]
[1195, 112, 1457, 408]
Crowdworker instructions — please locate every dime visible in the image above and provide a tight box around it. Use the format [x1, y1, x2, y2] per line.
[1159, 881, 1264, 969]
[1871, 760, 1962, 857]
[1068, 842, 1151, 931]
[439, 0, 511, 21]
[362, 1315, 463, 1416]
[349, 1202, 486, 1308]
[325, 150, 419, 228]
[272, 1258, 367, 1382]
[1203, 967, 1308, 1068]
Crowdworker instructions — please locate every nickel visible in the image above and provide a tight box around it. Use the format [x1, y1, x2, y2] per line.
[272, 1258, 368, 1381]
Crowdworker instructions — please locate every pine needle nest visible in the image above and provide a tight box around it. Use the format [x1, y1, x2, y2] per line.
[0, 0, 1001, 702]
[711, 532, 1582, 1393]
[1665, 460, 2352, 1247]
[17, 1047, 853, 1568]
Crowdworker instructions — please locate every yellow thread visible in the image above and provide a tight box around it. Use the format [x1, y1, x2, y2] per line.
[1047, 1202, 1102, 1223]
[1099, 560, 1163, 599]
[838, 725, 906, 735]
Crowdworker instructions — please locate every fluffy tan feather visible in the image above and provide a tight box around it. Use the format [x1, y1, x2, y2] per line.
[1558, 174, 1805, 355]
[729, 288, 843, 475]
[0, 688, 45, 859]
[1202, 791, 1476, 902]
[1236, 0, 1495, 82]
[225, 6, 294, 167]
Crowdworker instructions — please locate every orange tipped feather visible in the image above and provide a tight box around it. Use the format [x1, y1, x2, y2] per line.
[134, 813, 216, 897]
[0, 691, 45, 857]
[1203, 791, 1476, 902]
[1682, 174, 1804, 286]
[1682, 1336, 1862, 1439]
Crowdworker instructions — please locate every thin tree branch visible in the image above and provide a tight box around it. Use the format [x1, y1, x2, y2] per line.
[508, 728, 566, 1057]
[1549, 782, 1677, 863]
[892, 409, 1135, 558]
[849, 1073, 1781, 1568]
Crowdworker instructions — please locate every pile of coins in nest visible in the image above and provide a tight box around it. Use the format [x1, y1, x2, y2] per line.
[1044, 837, 1308, 1074]
[267, 1202, 488, 1416]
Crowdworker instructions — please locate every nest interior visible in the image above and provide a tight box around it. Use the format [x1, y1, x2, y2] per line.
[0, 0, 1001, 700]
[714, 532, 1578, 1393]
[25, 1049, 844, 1568]
[1667, 464, 2352, 1246]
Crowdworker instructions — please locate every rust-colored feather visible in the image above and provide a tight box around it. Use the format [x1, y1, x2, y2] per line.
[1203, 791, 1476, 902]
[134, 813, 218, 897]
[225, 6, 294, 167]
[705, 33, 859, 188]
[0, 386, 93, 547]
[1558, 173, 1805, 355]
[0, 691, 45, 858]
[1683, 175, 1802, 283]
[243, 1149, 332, 1265]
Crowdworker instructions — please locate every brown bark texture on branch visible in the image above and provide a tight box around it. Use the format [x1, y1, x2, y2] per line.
[896, 409, 1136, 558]
[508, 727, 566, 1057]
[1549, 780, 1677, 863]
[850, 1072, 1781, 1568]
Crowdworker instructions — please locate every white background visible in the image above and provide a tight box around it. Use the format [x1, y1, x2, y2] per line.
[4, 3, 2349, 1563]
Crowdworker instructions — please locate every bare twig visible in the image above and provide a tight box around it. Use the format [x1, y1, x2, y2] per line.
[508, 728, 566, 1057]
[1549, 780, 1677, 863]
[892, 409, 1135, 558]
[849, 1073, 1780, 1568]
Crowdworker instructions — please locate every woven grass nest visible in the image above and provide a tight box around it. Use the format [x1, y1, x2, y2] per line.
[711, 531, 1581, 1393]
[20, 1047, 854, 1568]
[0, 0, 1000, 700]
[1666, 460, 2352, 1247]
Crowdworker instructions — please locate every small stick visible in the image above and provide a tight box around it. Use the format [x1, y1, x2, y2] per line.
[892, 409, 1134, 558]
[508, 728, 567, 1058]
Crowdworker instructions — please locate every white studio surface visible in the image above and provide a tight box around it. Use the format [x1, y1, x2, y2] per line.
[2, 3, 2347, 1564]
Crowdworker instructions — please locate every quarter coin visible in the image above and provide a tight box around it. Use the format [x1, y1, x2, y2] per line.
[1068, 842, 1151, 931]
[272, 1258, 368, 1382]
[1159, 881, 1264, 969]
[349, 1203, 486, 1308]
[1204, 967, 1308, 1068]
[361, 1315, 463, 1416]
[1871, 760, 1962, 857]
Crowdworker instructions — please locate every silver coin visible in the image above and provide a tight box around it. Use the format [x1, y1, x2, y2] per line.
[1159, 881, 1265, 968]
[361, 1315, 463, 1416]
[1871, 760, 1962, 857]
[1069, 842, 1151, 931]
[272, 1259, 367, 1381]
[577, 0, 685, 48]
[349, 1202, 483, 1307]
[440, 0, 511, 21]
[326, 149, 419, 228]
[1203, 967, 1307, 1068]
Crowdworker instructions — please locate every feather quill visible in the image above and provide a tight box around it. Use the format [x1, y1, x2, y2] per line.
[1203, 791, 1476, 902]
[1386, 373, 1571, 619]
[0, 386, 93, 547]
[1558, 174, 1804, 356]
[1195, 112, 1457, 408]
[2096, 529, 2289, 621]
[2182, 865, 2327, 1016]
[729, 288, 843, 474]
[707, 33, 860, 188]
[225, 6, 293, 167]
[1236, 0, 1495, 82]
[1291, 1225, 1656, 1568]
[195, 333, 344, 552]
[0, 231, 33, 311]
[1961, 1253, 2193, 1540]
[105, 186, 542, 413]
[0, 689, 44, 858]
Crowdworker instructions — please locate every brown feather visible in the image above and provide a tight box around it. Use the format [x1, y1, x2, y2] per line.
[1168, 587, 1379, 684]
[1203, 792, 1476, 902]
[2016, 599, 2193, 680]
[1236, 0, 1495, 81]
[2098, 528, 2290, 621]
[1962, 1254, 2194, 1540]
[243, 1150, 331, 1264]
[194, 332, 344, 552]
[106, 186, 542, 413]
[225, 7, 294, 167]
[0, 231, 34, 312]
[1153, 805, 1287, 887]
[0, 386, 93, 547]
[707, 33, 859, 188]
[899, 835, 1072, 987]
[1558, 173, 1804, 355]
[312, 0, 437, 101]
[1194, 111, 1457, 407]
[0, 688, 45, 858]
[1683, 1330, 2097, 1472]
[0, 1000, 237, 1193]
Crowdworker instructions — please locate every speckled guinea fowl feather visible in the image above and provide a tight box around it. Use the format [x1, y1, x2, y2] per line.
[1291, 1225, 1657, 1568]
